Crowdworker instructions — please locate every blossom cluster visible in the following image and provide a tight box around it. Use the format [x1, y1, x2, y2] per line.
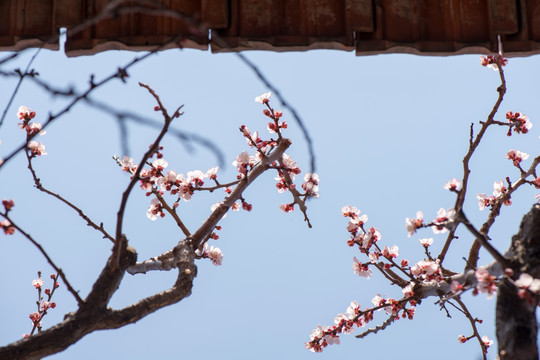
[116, 92, 317, 269]
[505, 111, 532, 136]
[195, 243, 224, 266]
[1, 199, 15, 235]
[306, 294, 416, 352]
[480, 55, 507, 71]
[473, 268, 497, 299]
[477, 180, 511, 210]
[306, 206, 421, 352]
[458, 334, 494, 353]
[514, 273, 540, 304]
[18, 106, 47, 157]
[24, 273, 59, 338]
[405, 207, 456, 237]
[118, 153, 221, 219]
[506, 149, 529, 167]
[249, 92, 319, 212]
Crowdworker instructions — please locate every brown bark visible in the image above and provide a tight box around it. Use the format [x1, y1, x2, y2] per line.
[497, 204, 540, 360]
[0, 238, 196, 359]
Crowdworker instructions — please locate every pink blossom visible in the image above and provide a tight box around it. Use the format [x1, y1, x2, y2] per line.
[1, 219, 15, 235]
[515, 273, 540, 294]
[432, 208, 456, 234]
[26, 122, 46, 136]
[506, 149, 529, 167]
[493, 180, 511, 206]
[302, 173, 320, 198]
[475, 268, 497, 299]
[17, 106, 36, 120]
[279, 203, 294, 213]
[419, 238, 433, 247]
[405, 211, 423, 237]
[346, 301, 360, 319]
[477, 193, 495, 210]
[355, 227, 380, 250]
[232, 151, 255, 174]
[352, 257, 372, 279]
[506, 111, 532, 135]
[29, 312, 41, 322]
[492, 180, 506, 197]
[205, 167, 219, 179]
[187, 170, 205, 186]
[32, 278, 44, 289]
[444, 178, 461, 191]
[371, 294, 385, 307]
[41, 301, 52, 311]
[280, 154, 300, 179]
[381, 245, 399, 259]
[402, 282, 414, 297]
[451, 280, 463, 293]
[480, 55, 507, 70]
[177, 174, 193, 202]
[533, 177, 540, 189]
[152, 158, 168, 171]
[457, 334, 468, 343]
[342, 205, 360, 217]
[254, 91, 271, 104]
[368, 252, 379, 263]
[411, 260, 440, 280]
[346, 213, 368, 234]
[146, 198, 164, 221]
[482, 335, 493, 351]
[120, 156, 135, 172]
[203, 243, 223, 266]
[27, 141, 47, 156]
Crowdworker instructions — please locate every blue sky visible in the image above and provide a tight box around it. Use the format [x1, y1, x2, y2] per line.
[0, 40, 539, 360]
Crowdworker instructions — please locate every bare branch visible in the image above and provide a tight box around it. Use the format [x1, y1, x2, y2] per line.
[0, 213, 84, 306]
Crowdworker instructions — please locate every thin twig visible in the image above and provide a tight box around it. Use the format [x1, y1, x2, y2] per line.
[1, 213, 84, 305]
[113, 83, 178, 269]
[26, 151, 115, 243]
[438, 55, 507, 266]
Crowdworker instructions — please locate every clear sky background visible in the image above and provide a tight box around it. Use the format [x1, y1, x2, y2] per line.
[0, 36, 539, 360]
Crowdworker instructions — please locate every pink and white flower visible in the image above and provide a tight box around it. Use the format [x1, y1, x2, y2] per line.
[302, 173, 320, 198]
[402, 282, 415, 297]
[352, 257, 372, 279]
[419, 238, 433, 247]
[506, 149, 529, 167]
[27, 141, 47, 156]
[17, 106, 36, 120]
[475, 268, 497, 299]
[515, 273, 540, 294]
[32, 278, 44, 289]
[342, 205, 360, 217]
[405, 211, 423, 237]
[152, 158, 168, 171]
[444, 178, 461, 191]
[254, 91, 271, 104]
[381, 245, 399, 259]
[205, 167, 219, 180]
[203, 243, 223, 266]
[432, 208, 456, 234]
[506, 111, 532, 135]
[146, 198, 164, 221]
[411, 259, 440, 280]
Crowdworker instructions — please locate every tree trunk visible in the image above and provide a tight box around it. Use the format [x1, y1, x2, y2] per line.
[496, 204, 540, 360]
